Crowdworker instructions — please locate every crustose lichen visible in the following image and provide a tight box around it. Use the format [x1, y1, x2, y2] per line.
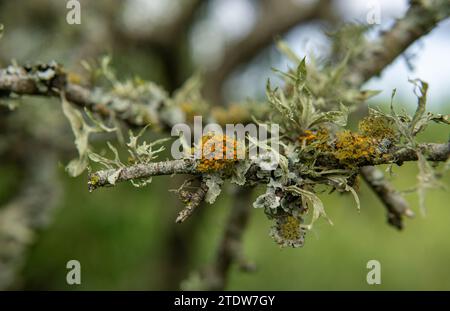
[196, 134, 242, 173]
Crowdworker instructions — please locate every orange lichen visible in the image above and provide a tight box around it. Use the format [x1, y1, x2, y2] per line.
[298, 127, 332, 151]
[196, 134, 242, 172]
[298, 129, 317, 145]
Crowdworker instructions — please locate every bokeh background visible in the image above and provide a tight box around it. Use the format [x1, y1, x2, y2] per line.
[0, 0, 449, 290]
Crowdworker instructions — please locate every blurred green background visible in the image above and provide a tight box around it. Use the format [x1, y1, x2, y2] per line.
[1, 0, 449, 290]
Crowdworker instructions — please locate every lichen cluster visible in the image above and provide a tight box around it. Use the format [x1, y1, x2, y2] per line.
[270, 213, 306, 248]
[53, 44, 448, 249]
[358, 115, 396, 140]
[297, 114, 397, 168]
[333, 131, 378, 165]
[196, 134, 242, 173]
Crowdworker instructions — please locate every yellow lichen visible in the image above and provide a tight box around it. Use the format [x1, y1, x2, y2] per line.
[89, 174, 100, 186]
[299, 121, 395, 166]
[333, 130, 377, 164]
[358, 115, 396, 140]
[196, 134, 242, 172]
[298, 127, 332, 152]
[280, 215, 302, 241]
[271, 214, 305, 248]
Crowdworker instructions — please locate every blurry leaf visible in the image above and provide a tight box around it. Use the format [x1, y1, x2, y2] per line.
[285, 185, 333, 229]
[107, 168, 123, 185]
[309, 104, 348, 128]
[172, 73, 203, 104]
[80, 60, 91, 72]
[231, 160, 251, 186]
[84, 108, 117, 133]
[347, 185, 361, 211]
[326, 176, 360, 211]
[390, 88, 412, 141]
[106, 142, 124, 167]
[66, 157, 89, 177]
[271, 67, 298, 83]
[88, 152, 116, 169]
[61, 95, 93, 176]
[295, 57, 307, 90]
[409, 79, 428, 136]
[101, 55, 116, 83]
[253, 192, 280, 210]
[130, 177, 152, 188]
[276, 40, 302, 64]
[356, 89, 382, 101]
[180, 272, 208, 291]
[416, 151, 443, 215]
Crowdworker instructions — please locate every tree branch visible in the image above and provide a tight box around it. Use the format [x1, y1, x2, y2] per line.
[343, 0, 450, 229]
[360, 166, 414, 229]
[88, 143, 449, 190]
[344, 0, 450, 87]
[0, 64, 162, 128]
[175, 180, 208, 223]
[88, 159, 198, 192]
[0, 150, 61, 290]
[204, 0, 335, 102]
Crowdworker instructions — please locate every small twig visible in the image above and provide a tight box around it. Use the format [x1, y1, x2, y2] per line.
[88, 159, 198, 191]
[0, 65, 167, 129]
[175, 180, 208, 223]
[361, 166, 414, 230]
